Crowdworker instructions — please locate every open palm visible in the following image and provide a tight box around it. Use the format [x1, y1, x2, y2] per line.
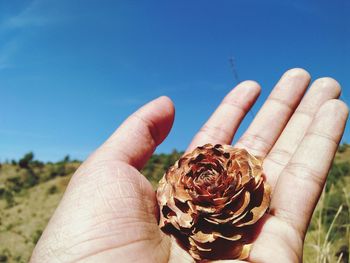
[31, 69, 348, 263]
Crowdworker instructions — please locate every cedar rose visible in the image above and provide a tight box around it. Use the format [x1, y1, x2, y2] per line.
[156, 144, 271, 262]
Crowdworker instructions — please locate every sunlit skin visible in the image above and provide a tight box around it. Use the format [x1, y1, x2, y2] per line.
[30, 69, 348, 263]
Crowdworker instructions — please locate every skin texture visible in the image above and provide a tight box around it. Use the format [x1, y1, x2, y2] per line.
[30, 69, 348, 263]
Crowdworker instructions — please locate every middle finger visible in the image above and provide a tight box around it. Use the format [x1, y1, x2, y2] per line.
[234, 68, 310, 156]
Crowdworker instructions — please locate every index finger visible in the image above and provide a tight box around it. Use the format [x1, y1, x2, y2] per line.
[187, 80, 261, 152]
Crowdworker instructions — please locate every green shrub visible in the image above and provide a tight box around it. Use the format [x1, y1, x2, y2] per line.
[19, 152, 34, 169]
[338, 144, 349, 153]
[3, 190, 14, 208]
[327, 162, 350, 191]
[0, 255, 7, 262]
[31, 160, 44, 168]
[14, 255, 22, 262]
[32, 229, 43, 244]
[47, 185, 58, 195]
[142, 151, 183, 187]
[6, 176, 23, 193]
[22, 170, 39, 188]
[62, 155, 70, 163]
[5, 223, 14, 231]
[0, 187, 5, 197]
[49, 163, 66, 178]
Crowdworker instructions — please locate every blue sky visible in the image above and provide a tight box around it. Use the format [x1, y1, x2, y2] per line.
[1, 0, 349, 162]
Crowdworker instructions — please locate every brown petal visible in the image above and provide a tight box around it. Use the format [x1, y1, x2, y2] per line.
[189, 237, 247, 261]
[236, 179, 271, 227]
[156, 144, 271, 262]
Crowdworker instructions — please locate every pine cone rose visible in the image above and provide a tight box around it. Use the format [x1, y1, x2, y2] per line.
[156, 144, 271, 262]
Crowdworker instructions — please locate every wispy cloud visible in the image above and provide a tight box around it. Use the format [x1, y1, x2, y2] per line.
[1, 0, 52, 30]
[0, 0, 61, 71]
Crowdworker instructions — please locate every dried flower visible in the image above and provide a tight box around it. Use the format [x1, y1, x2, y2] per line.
[156, 144, 271, 262]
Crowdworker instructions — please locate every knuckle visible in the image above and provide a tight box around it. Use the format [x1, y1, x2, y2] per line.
[238, 133, 272, 154]
[267, 149, 293, 166]
[284, 162, 325, 189]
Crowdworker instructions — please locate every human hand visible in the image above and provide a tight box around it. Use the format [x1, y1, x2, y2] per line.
[30, 68, 348, 263]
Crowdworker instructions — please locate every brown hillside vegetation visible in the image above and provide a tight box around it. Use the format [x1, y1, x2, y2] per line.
[0, 146, 349, 263]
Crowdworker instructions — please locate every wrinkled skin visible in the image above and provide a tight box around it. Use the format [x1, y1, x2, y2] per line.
[30, 69, 348, 263]
[158, 144, 271, 261]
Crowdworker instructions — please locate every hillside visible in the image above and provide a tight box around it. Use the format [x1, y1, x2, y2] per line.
[0, 146, 349, 263]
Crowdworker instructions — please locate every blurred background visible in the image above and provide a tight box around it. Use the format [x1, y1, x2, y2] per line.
[0, 1, 349, 262]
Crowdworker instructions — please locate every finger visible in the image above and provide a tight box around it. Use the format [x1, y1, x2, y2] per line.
[270, 99, 348, 236]
[234, 68, 311, 157]
[93, 96, 175, 170]
[186, 80, 261, 152]
[263, 77, 341, 188]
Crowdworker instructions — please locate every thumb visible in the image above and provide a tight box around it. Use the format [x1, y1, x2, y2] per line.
[93, 96, 175, 170]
